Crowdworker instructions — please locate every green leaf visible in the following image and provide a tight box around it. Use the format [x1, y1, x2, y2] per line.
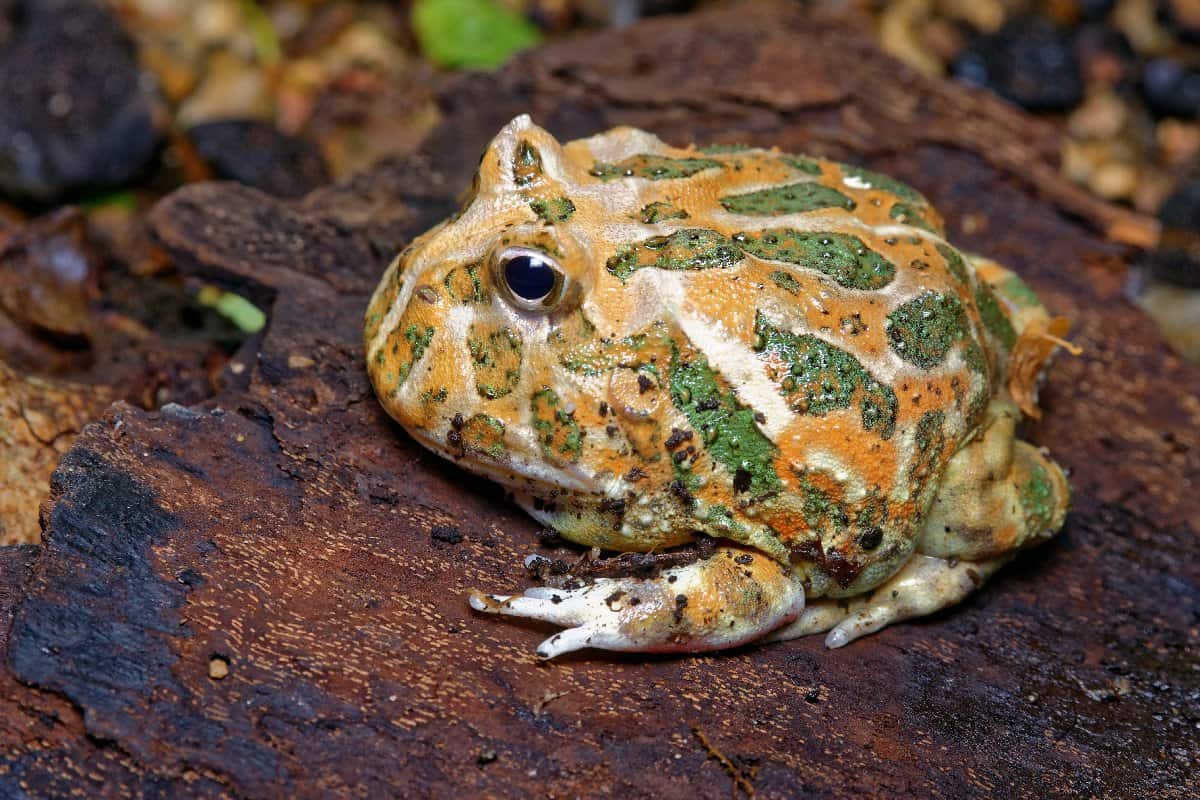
[197, 286, 267, 334]
[412, 0, 541, 70]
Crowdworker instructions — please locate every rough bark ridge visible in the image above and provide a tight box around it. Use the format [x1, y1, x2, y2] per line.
[2, 4, 1196, 798]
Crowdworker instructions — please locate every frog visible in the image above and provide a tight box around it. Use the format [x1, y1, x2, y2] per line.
[364, 115, 1073, 658]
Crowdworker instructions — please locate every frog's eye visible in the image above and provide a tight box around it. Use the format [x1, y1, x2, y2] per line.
[497, 247, 566, 311]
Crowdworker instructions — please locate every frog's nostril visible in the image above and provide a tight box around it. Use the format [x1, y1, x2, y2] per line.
[415, 285, 440, 304]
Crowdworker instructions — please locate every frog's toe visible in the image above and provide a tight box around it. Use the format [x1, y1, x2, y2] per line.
[468, 546, 805, 657]
[825, 554, 1005, 647]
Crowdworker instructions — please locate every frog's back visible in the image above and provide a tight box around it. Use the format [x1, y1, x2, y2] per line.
[367, 117, 1023, 600]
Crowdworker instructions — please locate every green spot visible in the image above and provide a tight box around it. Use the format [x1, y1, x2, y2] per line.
[704, 504, 749, 535]
[591, 154, 722, 181]
[796, 471, 849, 536]
[736, 229, 895, 290]
[975, 283, 1017, 350]
[607, 229, 742, 280]
[463, 413, 507, 458]
[935, 243, 969, 284]
[668, 342, 781, 499]
[468, 325, 522, 398]
[529, 196, 575, 222]
[886, 292, 968, 369]
[961, 340, 992, 427]
[889, 202, 937, 232]
[841, 165, 925, 203]
[411, 0, 541, 69]
[720, 182, 855, 216]
[770, 270, 801, 294]
[396, 324, 436, 383]
[532, 388, 581, 462]
[911, 410, 947, 495]
[639, 201, 689, 224]
[513, 140, 542, 187]
[1000, 274, 1042, 309]
[1019, 462, 1057, 531]
[754, 312, 897, 438]
[420, 387, 448, 404]
[779, 155, 823, 175]
[443, 263, 490, 304]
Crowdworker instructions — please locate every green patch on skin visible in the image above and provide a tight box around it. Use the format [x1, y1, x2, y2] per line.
[961, 341, 992, 426]
[911, 410, 947, 495]
[639, 201, 689, 224]
[669, 342, 781, 499]
[384, 324, 435, 384]
[796, 471, 849, 537]
[704, 503, 749, 536]
[720, 182, 855, 216]
[607, 228, 742, 280]
[889, 202, 937, 233]
[886, 292, 969, 369]
[770, 270, 801, 294]
[443, 263, 490, 304]
[531, 388, 581, 462]
[840, 165, 925, 203]
[1000, 274, 1042, 309]
[754, 312, 897, 438]
[420, 387, 448, 404]
[936, 243, 970, 284]
[1019, 462, 1056, 531]
[779, 155, 823, 175]
[529, 197, 575, 223]
[468, 325, 522, 399]
[513, 140, 542, 187]
[463, 413, 507, 459]
[975, 283, 1017, 350]
[735, 229, 895, 290]
[591, 154, 722, 181]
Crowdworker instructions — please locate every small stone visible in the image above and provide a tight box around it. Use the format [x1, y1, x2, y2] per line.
[0, 0, 167, 201]
[953, 16, 1084, 111]
[187, 120, 329, 199]
[208, 655, 230, 680]
[1141, 59, 1200, 120]
[431, 524, 464, 544]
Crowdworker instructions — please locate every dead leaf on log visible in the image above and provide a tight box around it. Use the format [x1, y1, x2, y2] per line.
[0, 362, 112, 544]
[0, 3, 1196, 797]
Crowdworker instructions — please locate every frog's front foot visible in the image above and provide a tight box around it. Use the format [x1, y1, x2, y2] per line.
[469, 546, 805, 658]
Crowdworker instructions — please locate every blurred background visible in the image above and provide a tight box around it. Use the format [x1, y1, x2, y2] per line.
[0, 0, 1195, 402]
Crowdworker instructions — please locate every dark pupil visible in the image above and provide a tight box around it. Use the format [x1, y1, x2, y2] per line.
[504, 254, 557, 301]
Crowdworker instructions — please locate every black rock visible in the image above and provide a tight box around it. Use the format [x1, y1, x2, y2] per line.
[187, 120, 330, 199]
[0, 0, 166, 203]
[953, 16, 1084, 112]
[1138, 181, 1200, 288]
[1140, 58, 1200, 119]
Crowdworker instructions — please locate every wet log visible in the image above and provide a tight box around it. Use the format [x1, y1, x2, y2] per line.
[2, 3, 1196, 797]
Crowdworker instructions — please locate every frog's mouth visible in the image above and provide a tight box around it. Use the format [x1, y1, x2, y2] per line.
[404, 423, 597, 496]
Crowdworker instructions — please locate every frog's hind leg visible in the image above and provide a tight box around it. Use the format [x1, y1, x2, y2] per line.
[769, 397, 1069, 648]
[469, 546, 805, 658]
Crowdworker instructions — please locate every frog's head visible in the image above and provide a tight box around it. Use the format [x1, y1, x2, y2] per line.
[364, 115, 687, 505]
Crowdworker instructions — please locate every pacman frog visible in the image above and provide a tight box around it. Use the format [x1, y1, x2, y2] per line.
[364, 115, 1072, 658]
